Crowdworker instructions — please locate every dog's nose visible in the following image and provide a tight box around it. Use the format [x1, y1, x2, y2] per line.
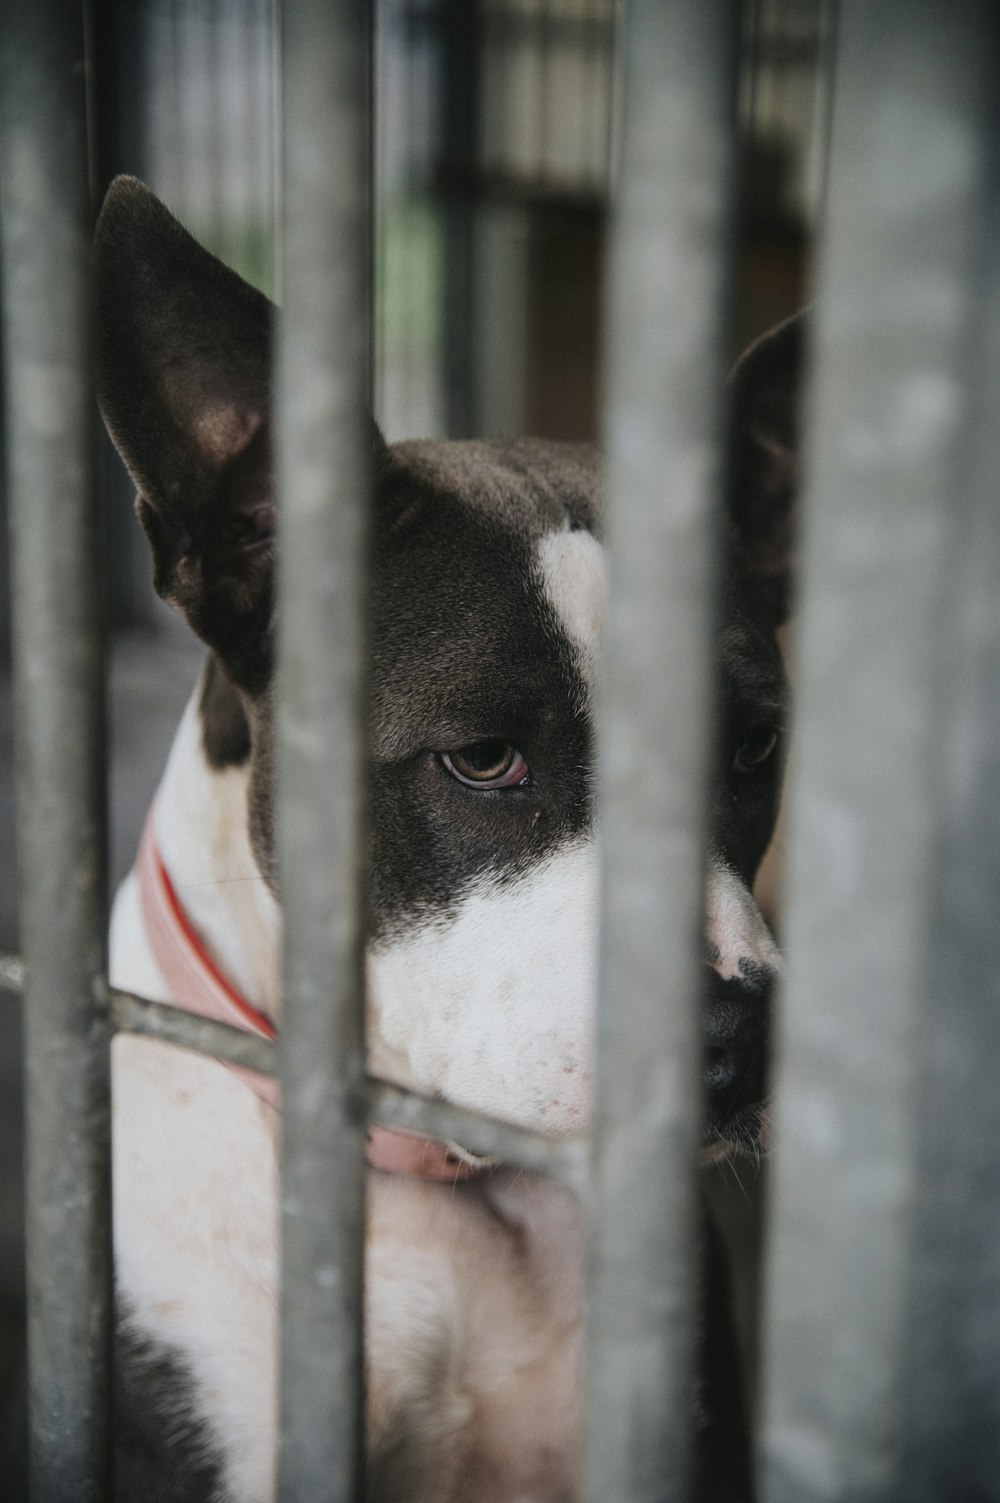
[703, 963, 771, 1141]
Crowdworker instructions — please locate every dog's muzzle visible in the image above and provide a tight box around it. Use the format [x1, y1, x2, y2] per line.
[702, 962, 772, 1152]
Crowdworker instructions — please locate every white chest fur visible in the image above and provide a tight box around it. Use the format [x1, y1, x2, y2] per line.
[112, 1026, 584, 1502]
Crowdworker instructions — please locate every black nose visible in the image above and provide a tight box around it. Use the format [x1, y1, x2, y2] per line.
[703, 963, 772, 1140]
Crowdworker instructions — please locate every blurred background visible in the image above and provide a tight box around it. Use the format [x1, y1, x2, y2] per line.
[0, 0, 834, 1475]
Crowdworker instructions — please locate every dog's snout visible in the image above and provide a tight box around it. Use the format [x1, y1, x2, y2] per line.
[706, 974, 768, 1057]
[703, 963, 772, 1144]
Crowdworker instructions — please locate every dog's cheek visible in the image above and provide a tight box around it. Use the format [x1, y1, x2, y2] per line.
[366, 843, 599, 1135]
[245, 703, 278, 891]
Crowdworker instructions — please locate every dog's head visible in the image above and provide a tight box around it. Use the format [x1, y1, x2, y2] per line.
[96, 178, 801, 1151]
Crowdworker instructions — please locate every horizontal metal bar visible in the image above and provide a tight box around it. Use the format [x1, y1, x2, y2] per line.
[587, 3, 739, 1500]
[761, 4, 996, 1499]
[110, 997, 580, 1185]
[367, 1081, 589, 1191]
[1, 956, 583, 1188]
[109, 989, 278, 1076]
[0, 956, 276, 1073]
[0, 0, 113, 1497]
[109, 1000, 584, 1185]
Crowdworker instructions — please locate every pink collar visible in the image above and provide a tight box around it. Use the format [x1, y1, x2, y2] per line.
[136, 807, 492, 1183]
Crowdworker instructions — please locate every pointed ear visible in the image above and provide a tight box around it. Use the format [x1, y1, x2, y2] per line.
[726, 310, 808, 627]
[95, 176, 276, 688]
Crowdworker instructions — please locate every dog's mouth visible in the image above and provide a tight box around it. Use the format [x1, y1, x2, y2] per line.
[703, 1059, 771, 1156]
[701, 964, 772, 1157]
[702, 1098, 770, 1161]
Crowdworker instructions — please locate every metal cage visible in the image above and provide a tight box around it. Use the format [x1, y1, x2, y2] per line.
[1, 1, 999, 1499]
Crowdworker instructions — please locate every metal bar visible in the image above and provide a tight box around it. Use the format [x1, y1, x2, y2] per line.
[440, 0, 481, 437]
[366, 1080, 589, 1191]
[761, 5, 995, 1499]
[108, 989, 279, 1076]
[586, 4, 739, 1500]
[0, 959, 277, 1075]
[0, 951, 26, 995]
[895, 26, 1000, 1497]
[275, 2, 371, 1499]
[0, 953, 588, 1188]
[0, 1, 112, 1497]
[110, 1012, 580, 1186]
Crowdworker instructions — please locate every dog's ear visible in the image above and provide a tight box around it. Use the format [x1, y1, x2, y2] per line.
[95, 176, 276, 688]
[726, 310, 808, 627]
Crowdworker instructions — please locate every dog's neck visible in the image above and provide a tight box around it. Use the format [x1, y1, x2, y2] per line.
[148, 674, 499, 1183]
[154, 678, 283, 1024]
[149, 671, 437, 1098]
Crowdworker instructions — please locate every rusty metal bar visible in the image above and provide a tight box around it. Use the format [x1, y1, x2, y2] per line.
[0, 1, 112, 1498]
[274, 1, 371, 1498]
[761, 5, 996, 1499]
[587, 3, 739, 1500]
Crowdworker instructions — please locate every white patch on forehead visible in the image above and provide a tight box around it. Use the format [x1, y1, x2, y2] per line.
[367, 841, 599, 1136]
[706, 858, 782, 982]
[536, 528, 607, 698]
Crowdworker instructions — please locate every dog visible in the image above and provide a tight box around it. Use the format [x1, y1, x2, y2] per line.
[96, 175, 800, 1502]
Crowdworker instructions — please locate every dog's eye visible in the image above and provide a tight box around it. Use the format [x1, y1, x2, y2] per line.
[733, 726, 779, 775]
[441, 741, 530, 789]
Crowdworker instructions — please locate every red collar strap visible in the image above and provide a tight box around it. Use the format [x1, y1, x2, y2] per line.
[136, 807, 493, 1183]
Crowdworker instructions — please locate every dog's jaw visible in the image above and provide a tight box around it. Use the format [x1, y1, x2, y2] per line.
[368, 841, 599, 1135]
[107, 509, 782, 1500]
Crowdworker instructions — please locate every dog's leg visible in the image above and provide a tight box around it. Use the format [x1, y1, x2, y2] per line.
[114, 1321, 224, 1503]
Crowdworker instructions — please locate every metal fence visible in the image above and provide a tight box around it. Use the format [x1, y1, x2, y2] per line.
[1, 0, 999, 1500]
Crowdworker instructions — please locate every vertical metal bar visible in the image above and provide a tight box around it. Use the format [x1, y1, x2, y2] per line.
[440, 0, 481, 438]
[896, 24, 1000, 1497]
[89, 0, 159, 632]
[275, 2, 370, 1500]
[761, 5, 994, 1499]
[587, 4, 738, 1500]
[0, 2, 112, 1500]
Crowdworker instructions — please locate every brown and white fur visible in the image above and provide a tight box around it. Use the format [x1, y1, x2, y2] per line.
[97, 177, 802, 1503]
